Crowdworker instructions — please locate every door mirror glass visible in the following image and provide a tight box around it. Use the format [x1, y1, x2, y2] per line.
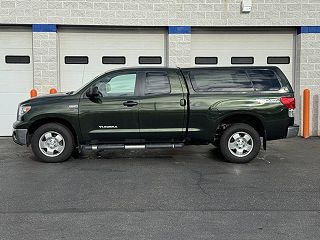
[86, 86, 100, 98]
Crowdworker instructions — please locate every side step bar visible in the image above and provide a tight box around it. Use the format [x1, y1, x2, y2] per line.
[82, 143, 184, 151]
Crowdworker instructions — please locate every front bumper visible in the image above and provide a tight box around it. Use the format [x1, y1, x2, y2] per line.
[12, 128, 28, 145]
[286, 125, 299, 138]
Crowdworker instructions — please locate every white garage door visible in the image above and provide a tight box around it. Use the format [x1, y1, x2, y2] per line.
[0, 28, 33, 136]
[191, 29, 295, 85]
[59, 28, 166, 92]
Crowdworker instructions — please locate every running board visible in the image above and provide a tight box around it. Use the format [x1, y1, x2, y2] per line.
[82, 143, 184, 151]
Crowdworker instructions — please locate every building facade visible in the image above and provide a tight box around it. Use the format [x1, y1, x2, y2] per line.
[0, 0, 320, 136]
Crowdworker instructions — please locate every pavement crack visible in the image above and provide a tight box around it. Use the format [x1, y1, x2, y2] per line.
[191, 170, 212, 199]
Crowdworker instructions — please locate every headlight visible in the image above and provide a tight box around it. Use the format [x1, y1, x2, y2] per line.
[18, 105, 31, 120]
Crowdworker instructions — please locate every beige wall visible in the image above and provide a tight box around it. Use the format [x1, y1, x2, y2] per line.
[0, 0, 320, 26]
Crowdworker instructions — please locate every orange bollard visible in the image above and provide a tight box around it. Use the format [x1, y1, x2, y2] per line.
[30, 89, 37, 98]
[303, 89, 310, 139]
[49, 88, 57, 94]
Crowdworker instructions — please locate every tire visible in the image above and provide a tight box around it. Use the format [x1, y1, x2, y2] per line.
[219, 123, 261, 163]
[31, 123, 74, 163]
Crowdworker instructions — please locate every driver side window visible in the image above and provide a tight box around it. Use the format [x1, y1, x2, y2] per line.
[94, 73, 137, 97]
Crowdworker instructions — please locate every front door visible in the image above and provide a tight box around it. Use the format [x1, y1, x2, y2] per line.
[79, 71, 141, 144]
[138, 69, 187, 142]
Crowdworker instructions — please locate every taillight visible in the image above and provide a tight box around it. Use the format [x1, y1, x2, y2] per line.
[280, 97, 295, 110]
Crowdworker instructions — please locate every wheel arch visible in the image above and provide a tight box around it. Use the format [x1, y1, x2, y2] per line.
[28, 117, 79, 147]
[215, 112, 266, 138]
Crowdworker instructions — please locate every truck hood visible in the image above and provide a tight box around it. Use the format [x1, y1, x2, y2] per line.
[20, 93, 73, 106]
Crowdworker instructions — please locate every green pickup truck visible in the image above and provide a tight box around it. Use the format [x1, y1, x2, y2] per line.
[13, 67, 299, 163]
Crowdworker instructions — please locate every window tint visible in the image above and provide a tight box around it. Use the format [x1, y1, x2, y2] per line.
[267, 56, 290, 64]
[65, 56, 88, 64]
[231, 57, 254, 64]
[145, 72, 170, 95]
[102, 56, 126, 64]
[5, 55, 30, 64]
[190, 69, 253, 92]
[246, 70, 281, 91]
[139, 56, 162, 64]
[195, 57, 218, 65]
[95, 73, 136, 97]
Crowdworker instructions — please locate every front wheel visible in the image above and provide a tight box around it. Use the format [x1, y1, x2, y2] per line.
[31, 123, 74, 163]
[220, 123, 261, 163]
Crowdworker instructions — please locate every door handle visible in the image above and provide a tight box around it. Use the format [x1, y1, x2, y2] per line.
[180, 99, 186, 106]
[123, 100, 138, 107]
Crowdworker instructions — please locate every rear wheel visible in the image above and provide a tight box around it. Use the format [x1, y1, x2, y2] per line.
[31, 123, 74, 163]
[220, 123, 261, 163]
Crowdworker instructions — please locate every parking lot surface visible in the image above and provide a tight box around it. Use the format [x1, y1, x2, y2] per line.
[0, 137, 320, 240]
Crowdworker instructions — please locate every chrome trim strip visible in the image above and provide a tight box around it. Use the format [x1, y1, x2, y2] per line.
[90, 128, 201, 134]
[125, 145, 146, 149]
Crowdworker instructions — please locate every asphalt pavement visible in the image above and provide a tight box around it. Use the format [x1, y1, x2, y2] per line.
[0, 137, 320, 240]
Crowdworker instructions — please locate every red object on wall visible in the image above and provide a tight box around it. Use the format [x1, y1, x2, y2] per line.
[50, 88, 57, 94]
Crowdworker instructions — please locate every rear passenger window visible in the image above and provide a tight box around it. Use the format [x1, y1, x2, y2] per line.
[145, 72, 170, 95]
[246, 70, 281, 91]
[189, 69, 253, 92]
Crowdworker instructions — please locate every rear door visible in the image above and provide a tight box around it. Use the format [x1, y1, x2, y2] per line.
[138, 69, 187, 142]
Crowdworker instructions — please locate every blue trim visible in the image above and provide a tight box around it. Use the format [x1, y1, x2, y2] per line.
[32, 24, 57, 32]
[168, 26, 191, 34]
[298, 26, 320, 34]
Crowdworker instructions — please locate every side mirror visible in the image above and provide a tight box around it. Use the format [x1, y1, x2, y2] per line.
[86, 86, 99, 98]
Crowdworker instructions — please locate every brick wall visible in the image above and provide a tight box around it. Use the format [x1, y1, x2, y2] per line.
[168, 34, 191, 68]
[0, 0, 320, 26]
[296, 33, 320, 136]
[32, 32, 58, 94]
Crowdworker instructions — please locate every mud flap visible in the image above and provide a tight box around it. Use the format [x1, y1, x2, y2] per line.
[263, 130, 267, 150]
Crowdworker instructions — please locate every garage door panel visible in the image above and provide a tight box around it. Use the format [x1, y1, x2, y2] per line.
[0, 31, 32, 49]
[1, 93, 29, 114]
[0, 49, 32, 71]
[0, 28, 32, 136]
[60, 33, 165, 51]
[59, 29, 166, 92]
[0, 115, 16, 136]
[0, 72, 33, 92]
[191, 30, 295, 85]
[61, 49, 165, 70]
[0, 94, 30, 136]
[192, 34, 294, 50]
[61, 71, 102, 91]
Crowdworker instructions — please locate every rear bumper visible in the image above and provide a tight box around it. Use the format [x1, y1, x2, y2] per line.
[286, 125, 299, 138]
[12, 128, 28, 145]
